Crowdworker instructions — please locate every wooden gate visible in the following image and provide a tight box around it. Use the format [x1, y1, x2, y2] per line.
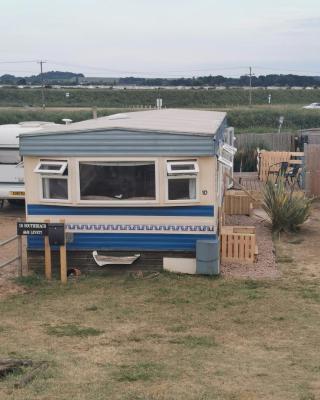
[304, 144, 320, 196]
[0, 234, 23, 276]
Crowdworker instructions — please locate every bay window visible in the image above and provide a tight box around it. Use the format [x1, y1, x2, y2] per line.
[79, 161, 156, 201]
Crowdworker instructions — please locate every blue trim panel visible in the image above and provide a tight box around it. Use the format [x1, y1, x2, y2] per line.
[28, 232, 217, 251]
[27, 204, 214, 217]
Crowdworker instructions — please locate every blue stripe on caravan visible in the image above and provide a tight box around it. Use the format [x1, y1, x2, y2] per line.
[27, 204, 214, 217]
[28, 232, 217, 251]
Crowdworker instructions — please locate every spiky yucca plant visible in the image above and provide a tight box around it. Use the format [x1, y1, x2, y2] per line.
[262, 179, 312, 232]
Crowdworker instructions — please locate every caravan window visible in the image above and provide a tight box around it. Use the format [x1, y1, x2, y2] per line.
[79, 161, 156, 201]
[35, 160, 69, 201]
[42, 177, 68, 200]
[0, 149, 21, 164]
[168, 177, 197, 200]
[34, 161, 68, 175]
[166, 160, 198, 201]
[167, 161, 199, 175]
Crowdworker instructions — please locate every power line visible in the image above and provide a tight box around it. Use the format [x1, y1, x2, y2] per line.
[253, 65, 320, 75]
[0, 60, 38, 64]
[48, 60, 249, 76]
[0, 59, 319, 78]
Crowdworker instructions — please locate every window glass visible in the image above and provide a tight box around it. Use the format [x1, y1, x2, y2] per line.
[34, 161, 68, 175]
[79, 162, 156, 201]
[42, 178, 68, 200]
[38, 163, 62, 171]
[167, 161, 198, 175]
[171, 164, 195, 171]
[168, 178, 196, 200]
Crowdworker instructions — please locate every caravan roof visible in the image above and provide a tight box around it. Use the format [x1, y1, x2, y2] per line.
[0, 121, 58, 147]
[19, 109, 227, 137]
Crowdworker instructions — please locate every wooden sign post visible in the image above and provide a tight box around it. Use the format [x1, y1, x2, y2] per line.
[59, 219, 67, 284]
[44, 219, 52, 280]
[17, 221, 67, 284]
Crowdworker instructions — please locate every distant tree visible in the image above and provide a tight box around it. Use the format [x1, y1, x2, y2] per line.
[17, 78, 27, 85]
[0, 74, 17, 84]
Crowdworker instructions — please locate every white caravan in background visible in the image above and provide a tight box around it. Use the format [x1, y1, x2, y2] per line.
[0, 121, 58, 203]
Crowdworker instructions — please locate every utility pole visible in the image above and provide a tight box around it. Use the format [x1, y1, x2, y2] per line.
[248, 66, 253, 107]
[38, 60, 46, 109]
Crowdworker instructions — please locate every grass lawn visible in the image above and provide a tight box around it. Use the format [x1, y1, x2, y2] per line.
[0, 258, 319, 400]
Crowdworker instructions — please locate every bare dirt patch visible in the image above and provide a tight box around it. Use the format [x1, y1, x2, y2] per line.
[0, 205, 26, 298]
[275, 201, 320, 280]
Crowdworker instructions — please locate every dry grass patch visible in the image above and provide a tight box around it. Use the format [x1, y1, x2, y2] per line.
[46, 323, 104, 338]
[112, 362, 165, 382]
[0, 267, 319, 399]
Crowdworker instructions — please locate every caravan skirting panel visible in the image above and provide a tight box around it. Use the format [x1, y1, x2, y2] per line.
[27, 249, 196, 273]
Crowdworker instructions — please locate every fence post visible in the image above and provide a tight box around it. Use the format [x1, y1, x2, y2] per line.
[59, 219, 67, 284]
[16, 218, 23, 277]
[303, 144, 308, 193]
[44, 219, 52, 280]
[17, 235, 23, 277]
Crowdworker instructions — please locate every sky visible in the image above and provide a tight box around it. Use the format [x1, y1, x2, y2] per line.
[0, 0, 319, 78]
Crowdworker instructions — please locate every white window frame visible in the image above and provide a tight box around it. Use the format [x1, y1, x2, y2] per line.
[40, 175, 70, 203]
[222, 143, 237, 156]
[34, 160, 68, 175]
[218, 155, 233, 169]
[167, 161, 199, 175]
[165, 159, 200, 203]
[76, 158, 159, 205]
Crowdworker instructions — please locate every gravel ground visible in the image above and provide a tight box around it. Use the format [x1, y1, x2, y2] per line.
[221, 211, 279, 279]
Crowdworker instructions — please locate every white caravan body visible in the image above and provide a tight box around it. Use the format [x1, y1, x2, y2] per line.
[0, 121, 58, 200]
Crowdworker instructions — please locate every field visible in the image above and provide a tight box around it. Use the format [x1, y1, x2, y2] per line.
[0, 105, 319, 133]
[1, 88, 320, 108]
[0, 202, 320, 400]
[0, 88, 320, 132]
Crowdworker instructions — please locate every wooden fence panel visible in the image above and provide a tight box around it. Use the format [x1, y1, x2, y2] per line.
[304, 144, 320, 196]
[220, 226, 256, 264]
[235, 132, 294, 151]
[259, 151, 304, 182]
[224, 190, 252, 215]
[259, 151, 291, 182]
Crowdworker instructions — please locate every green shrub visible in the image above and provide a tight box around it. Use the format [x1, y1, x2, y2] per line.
[234, 143, 269, 172]
[262, 179, 312, 232]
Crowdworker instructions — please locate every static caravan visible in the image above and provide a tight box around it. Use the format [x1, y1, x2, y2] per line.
[0, 121, 57, 202]
[19, 109, 235, 275]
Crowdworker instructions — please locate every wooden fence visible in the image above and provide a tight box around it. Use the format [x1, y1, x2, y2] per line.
[235, 132, 295, 151]
[224, 190, 252, 215]
[259, 151, 304, 182]
[301, 129, 320, 145]
[304, 144, 320, 196]
[220, 226, 257, 264]
[0, 234, 23, 276]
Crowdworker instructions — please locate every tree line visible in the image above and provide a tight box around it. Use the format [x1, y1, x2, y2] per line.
[0, 71, 319, 87]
